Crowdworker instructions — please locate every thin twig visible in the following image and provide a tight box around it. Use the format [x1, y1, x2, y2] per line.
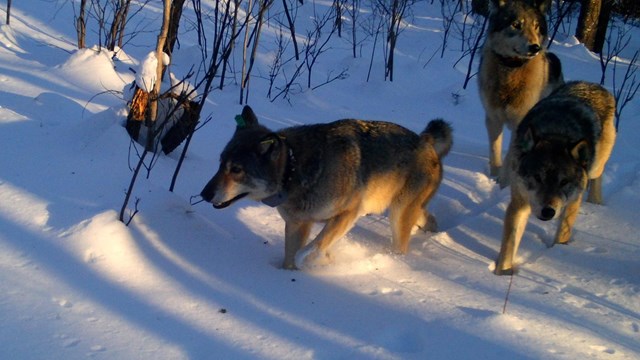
[190, 196, 205, 206]
[502, 273, 514, 314]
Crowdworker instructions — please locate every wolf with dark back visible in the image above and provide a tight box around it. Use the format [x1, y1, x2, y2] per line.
[494, 81, 616, 275]
[201, 106, 453, 269]
[478, 0, 564, 186]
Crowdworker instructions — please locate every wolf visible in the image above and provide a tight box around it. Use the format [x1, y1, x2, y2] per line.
[200, 106, 453, 269]
[494, 81, 616, 275]
[478, 0, 564, 186]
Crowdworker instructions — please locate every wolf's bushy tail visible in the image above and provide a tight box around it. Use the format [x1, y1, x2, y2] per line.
[422, 119, 453, 159]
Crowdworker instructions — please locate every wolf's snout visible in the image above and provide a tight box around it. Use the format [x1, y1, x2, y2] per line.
[528, 44, 541, 54]
[200, 182, 215, 203]
[539, 207, 556, 221]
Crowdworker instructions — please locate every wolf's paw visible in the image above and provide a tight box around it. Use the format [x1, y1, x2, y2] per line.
[295, 245, 332, 269]
[496, 171, 511, 189]
[281, 261, 299, 270]
[412, 213, 438, 234]
[423, 213, 438, 232]
[494, 266, 515, 276]
[489, 164, 501, 178]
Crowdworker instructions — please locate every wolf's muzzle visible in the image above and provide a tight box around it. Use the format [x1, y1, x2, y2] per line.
[210, 192, 249, 209]
[200, 185, 248, 209]
[528, 44, 541, 55]
[539, 206, 556, 221]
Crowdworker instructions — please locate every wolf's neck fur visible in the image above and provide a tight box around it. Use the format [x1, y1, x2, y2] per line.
[261, 142, 296, 207]
[492, 50, 533, 68]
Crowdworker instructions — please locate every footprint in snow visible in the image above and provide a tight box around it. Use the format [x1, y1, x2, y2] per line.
[368, 287, 403, 296]
[377, 326, 425, 353]
[584, 246, 607, 254]
[61, 337, 80, 348]
[589, 345, 615, 355]
[90, 345, 106, 352]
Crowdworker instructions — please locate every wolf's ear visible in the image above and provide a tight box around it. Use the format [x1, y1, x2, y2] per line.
[521, 127, 536, 152]
[257, 134, 282, 161]
[570, 139, 590, 169]
[235, 105, 260, 129]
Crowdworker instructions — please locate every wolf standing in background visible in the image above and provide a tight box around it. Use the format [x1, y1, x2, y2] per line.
[478, 0, 563, 186]
[201, 106, 453, 269]
[494, 81, 616, 275]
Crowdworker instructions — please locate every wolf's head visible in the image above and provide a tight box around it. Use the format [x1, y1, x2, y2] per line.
[200, 106, 288, 209]
[487, 0, 550, 60]
[516, 128, 590, 221]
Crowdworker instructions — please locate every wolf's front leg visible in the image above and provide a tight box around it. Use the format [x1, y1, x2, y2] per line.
[283, 221, 312, 270]
[554, 192, 583, 245]
[295, 209, 359, 268]
[495, 190, 531, 275]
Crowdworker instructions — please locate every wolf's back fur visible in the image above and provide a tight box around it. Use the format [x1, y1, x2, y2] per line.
[494, 81, 616, 275]
[478, 0, 564, 184]
[201, 106, 453, 269]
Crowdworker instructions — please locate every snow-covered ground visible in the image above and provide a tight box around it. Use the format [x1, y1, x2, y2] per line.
[0, 1, 639, 359]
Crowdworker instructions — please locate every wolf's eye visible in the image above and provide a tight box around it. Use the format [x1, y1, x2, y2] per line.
[230, 165, 243, 174]
[512, 21, 522, 30]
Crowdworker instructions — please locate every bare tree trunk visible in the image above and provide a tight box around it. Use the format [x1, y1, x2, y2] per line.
[385, 0, 400, 81]
[108, 0, 129, 51]
[6, 0, 11, 25]
[219, 0, 241, 89]
[117, 0, 132, 49]
[147, 0, 172, 147]
[387, 27, 396, 81]
[240, 0, 255, 104]
[241, 0, 272, 104]
[77, 0, 87, 49]
[165, 0, 187, 57]
[593, 0, 613, 54]
[385, 0, 409, 82]
[349, 0, 360, 58]
[576, 0, 602, 52]
[334, 0, 343, 37]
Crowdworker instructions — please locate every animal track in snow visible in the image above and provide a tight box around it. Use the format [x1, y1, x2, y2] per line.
[589, 345, 616, 354]
[369, 287, 403, 296]
[583, 246, 607, 254]
[53, 297, 73, 308]
[63, 338, 81, 348]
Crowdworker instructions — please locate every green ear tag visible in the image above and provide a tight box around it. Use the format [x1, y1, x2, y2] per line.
[235, 114, 246, 128]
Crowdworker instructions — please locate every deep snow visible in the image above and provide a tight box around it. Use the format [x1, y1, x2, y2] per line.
[0, 1, 639, 359]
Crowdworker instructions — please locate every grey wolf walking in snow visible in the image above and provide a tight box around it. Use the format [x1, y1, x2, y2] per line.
[478, 0, 564, 186]
[200, 106, 453, 269]
[495, 81, 616, 275]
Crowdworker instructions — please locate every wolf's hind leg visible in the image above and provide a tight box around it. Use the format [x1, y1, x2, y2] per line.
[486, 115, 504, 177]
[391, 201, 429, 254]
[412, 209, 437, 234]
[586, 176, 603, 205]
